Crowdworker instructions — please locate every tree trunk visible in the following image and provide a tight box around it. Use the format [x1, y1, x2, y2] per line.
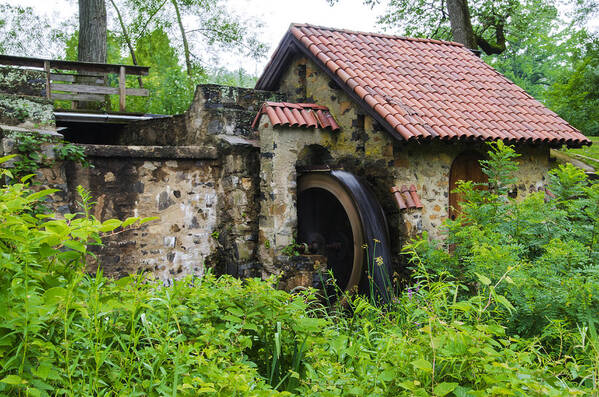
[78, 0, 107, 63]
[77, 0, 107, 110]
[446, 0, 477, 50]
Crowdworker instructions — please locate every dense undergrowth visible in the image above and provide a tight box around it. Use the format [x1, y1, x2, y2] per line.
[0, 143, 598, 396]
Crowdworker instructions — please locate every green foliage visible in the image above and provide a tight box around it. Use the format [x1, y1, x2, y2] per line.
[282, 239, 306, 257]
[300, 263, 587, 396]
[4, 131, 91, 180]
[61, 26, 259, 115]
[1, 150, 598, 395]
[411, 142, 599, 343]
[482, 1, 572, 98]
[545, 38, 599, 136]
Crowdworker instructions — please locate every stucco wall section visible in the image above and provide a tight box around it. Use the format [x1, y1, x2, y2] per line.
[258, 121, 327, 270]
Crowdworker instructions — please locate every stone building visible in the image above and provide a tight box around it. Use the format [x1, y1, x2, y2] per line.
[0, 24, 591, 293]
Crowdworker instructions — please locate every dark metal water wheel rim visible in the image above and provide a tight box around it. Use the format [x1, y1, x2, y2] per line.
[298, 173, 364, 292]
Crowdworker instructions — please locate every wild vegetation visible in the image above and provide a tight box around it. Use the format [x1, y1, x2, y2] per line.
[0, 143, 598, 396]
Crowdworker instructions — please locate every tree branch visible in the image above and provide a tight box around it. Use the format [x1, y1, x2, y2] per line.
[475, 22, 506, 55]
[135, 0, 168, 41]
[109, 0, 143, 88]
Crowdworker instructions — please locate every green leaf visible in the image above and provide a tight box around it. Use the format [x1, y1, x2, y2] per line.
[27, 189, 59, 202]
[475, 273, 492, 286]
[139, 216, 159, 225]
[121, 217, 139, 228]
[411, 358, 432, 372]
[43, 287, 67, 305]
[494, 294, 515, 314]
[0, 154, 17, 164]
[397, 381, 417, 391]
[1, 375, 25, 385]
[434, 382, 458, 396]
[99, 219, 122, 232]
[63, 239, 86, 253]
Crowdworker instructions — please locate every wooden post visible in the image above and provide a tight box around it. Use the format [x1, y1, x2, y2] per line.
[44, 61, 51, 99]
[118, 65, 126, 112]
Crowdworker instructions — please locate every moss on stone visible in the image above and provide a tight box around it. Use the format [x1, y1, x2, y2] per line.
[0, 94, 55, 127]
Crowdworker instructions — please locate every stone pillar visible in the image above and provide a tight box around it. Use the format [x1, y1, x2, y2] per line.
[258, 121, 300, 275]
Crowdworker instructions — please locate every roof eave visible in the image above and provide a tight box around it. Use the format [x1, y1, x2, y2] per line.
[255, 32, 297, 91]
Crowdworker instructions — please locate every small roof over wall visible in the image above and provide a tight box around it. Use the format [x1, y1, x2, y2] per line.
[252, 102, 340, 131]
[256, 24, 591, 148]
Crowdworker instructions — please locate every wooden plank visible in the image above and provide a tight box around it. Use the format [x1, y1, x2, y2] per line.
[44, 61, 51, 100]
[0, 54, 149, 75]
[50, 73, 104, 84]
[51, 82, 119, 95]
[51, 83, 147, 97]
[52, 92, 106, 102]
[119, 66, 126, 111]
[125, 88, 149, 96]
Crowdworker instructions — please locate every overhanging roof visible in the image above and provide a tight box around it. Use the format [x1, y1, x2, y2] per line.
[256, 24, 590, 148]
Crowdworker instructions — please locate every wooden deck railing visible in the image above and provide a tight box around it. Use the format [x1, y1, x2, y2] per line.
[0, 55, 150, 112]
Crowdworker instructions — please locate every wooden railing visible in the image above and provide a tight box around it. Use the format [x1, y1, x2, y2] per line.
[0, 55, 149, 112]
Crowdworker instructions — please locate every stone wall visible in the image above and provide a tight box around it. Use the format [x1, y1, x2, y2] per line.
[65, 145, 218, 280]
[117, 84, 285, 146]
[59, 141, 262, 281]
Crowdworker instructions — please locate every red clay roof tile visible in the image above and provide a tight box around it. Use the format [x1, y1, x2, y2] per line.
[252, 102, 340, 131]
[257, 24, 590, 147]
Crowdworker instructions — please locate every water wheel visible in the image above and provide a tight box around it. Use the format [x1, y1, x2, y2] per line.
[297, 171, 392, 298]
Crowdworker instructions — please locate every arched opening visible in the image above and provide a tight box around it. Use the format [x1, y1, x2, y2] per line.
[297, 173, 364, 291]
[296, 144, 333, 169]
[449, 152, 488, 220]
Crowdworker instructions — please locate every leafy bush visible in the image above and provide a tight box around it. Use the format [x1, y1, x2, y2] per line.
[411, 141, 599, 341]
[0, 149, 598, 396]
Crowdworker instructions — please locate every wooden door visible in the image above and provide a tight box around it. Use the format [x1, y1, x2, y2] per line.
[448, 152, 488, 220]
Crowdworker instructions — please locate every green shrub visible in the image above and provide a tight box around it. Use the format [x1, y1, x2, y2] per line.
[0, 152, 597, 396]
[410, 142, 599, 345]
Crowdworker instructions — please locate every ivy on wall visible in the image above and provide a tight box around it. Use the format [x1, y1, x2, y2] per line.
[3, 131, 91, 180]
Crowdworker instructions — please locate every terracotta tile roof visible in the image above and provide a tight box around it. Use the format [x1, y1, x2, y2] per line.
[257, 24, 590, 147]
[251, 102, 340, 131]
[391, 185, 423, 210]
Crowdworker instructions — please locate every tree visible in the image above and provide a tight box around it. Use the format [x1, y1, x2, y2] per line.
[446, 0, 477, 50]
[107, 0, 267, 77]
[337, 0, 564, 55]
[78, 0, 107, 63]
